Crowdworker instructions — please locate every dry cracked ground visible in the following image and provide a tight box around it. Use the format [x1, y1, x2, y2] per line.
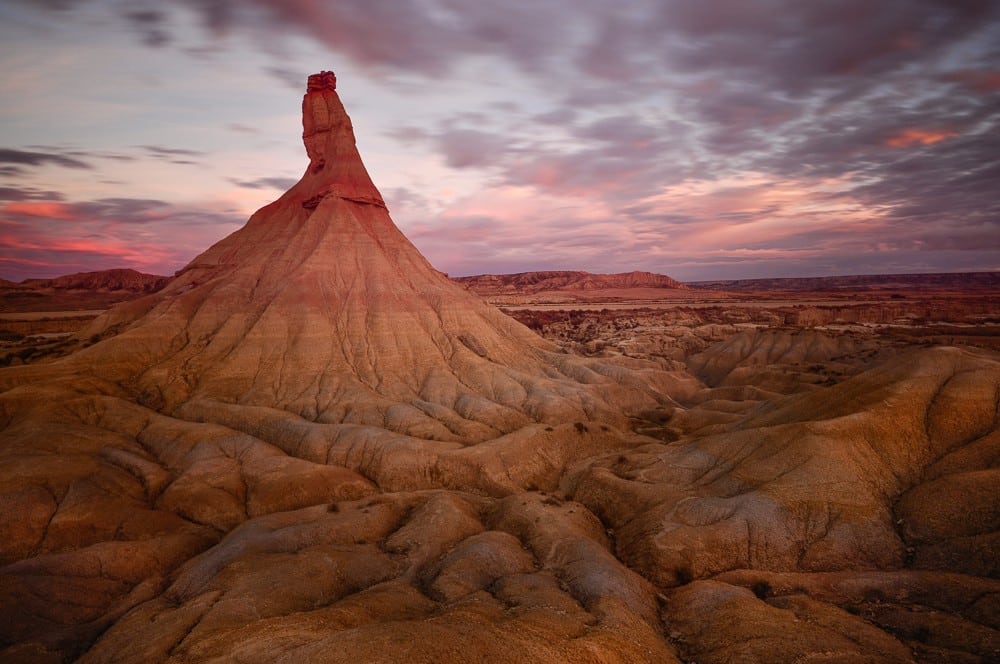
[1, 72, 998, 663]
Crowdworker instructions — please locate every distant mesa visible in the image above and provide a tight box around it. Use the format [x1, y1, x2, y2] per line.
[0, 268, 171, 313]
[19, 268, 169, 293]
[456, 270, 686, 295]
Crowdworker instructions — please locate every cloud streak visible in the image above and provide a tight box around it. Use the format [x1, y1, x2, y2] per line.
[0, 148, 93, 170]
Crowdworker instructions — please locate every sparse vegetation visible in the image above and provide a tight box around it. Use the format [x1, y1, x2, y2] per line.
[751, 580, 772, 599]
[674, 566, 693, 585]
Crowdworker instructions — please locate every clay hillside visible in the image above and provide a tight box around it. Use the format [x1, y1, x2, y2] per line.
[1, 72, 998, 664]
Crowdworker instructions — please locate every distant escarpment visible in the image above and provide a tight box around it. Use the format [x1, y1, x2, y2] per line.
[456, 270, 686, 295]
[19, 268, 170, 293]
[0, 268, 170, 312]
[688, 271, 1000, 291]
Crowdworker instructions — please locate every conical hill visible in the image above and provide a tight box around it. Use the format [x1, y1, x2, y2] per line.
[7, 71, 685, 443]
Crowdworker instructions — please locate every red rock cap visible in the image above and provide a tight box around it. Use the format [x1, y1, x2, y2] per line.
[307, 70, 337, 92]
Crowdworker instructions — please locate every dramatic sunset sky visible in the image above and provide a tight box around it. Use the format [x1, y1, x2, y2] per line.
[1, 1, 998, 281]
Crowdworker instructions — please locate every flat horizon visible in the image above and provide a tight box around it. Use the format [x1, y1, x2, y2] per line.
[3, 265, 998, 286]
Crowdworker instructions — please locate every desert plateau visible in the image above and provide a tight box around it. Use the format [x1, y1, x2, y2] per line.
[0, 71, 998, 664]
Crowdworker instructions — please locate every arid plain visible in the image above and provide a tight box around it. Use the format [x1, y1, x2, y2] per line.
[1, 73, 998, 663]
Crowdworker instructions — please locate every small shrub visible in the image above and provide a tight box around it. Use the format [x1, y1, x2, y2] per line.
[674, 566, 693, 585]
[750, 580, 772, 599]
[574, 422, 588, 433]
[863, 587, 886, 603]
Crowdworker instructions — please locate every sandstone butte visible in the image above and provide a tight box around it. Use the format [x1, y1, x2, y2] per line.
[0, 72, 997, 663]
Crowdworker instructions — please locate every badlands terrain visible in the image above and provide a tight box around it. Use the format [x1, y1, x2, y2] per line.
[1, 72, 998, 663]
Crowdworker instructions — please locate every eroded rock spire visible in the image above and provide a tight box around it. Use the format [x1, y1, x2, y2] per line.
[300, 70, 384, 208]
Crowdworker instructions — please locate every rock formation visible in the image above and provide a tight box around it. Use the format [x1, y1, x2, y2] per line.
[0, 72, 997, 663]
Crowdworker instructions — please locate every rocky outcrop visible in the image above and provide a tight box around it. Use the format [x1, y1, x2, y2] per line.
[299, 70, 384, 206]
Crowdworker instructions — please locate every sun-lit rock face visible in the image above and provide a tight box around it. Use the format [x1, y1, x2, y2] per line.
[1, 73, 998, 663]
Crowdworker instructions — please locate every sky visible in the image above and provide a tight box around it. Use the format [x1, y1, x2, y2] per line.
[1, 1, 998, 282]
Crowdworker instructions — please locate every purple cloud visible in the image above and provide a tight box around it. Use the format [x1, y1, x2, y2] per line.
[0, 148, 93, 170]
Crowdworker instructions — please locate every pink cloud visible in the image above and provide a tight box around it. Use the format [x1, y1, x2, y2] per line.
[2, 201, 77, 220]
[0, 196, 243, 280]
[947, 69, 1000, 93]
[398, 172, 922, 278]
[883, 128, 957, 148]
